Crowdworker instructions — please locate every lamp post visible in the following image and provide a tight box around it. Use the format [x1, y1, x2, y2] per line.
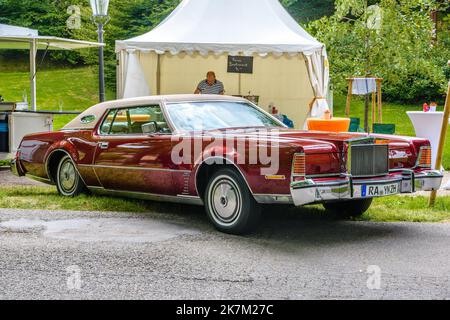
[90, 0, 110, 102]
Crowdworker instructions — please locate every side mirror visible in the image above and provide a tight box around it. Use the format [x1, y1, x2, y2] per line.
[142, 121, 159, 134]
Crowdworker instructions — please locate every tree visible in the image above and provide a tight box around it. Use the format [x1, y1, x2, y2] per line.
[308, 0, 450, 102]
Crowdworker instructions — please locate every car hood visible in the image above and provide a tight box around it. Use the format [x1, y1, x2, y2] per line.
[179, 127, 426, 154]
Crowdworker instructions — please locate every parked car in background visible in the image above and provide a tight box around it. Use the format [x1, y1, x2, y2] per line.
[11, 95, 443, 234]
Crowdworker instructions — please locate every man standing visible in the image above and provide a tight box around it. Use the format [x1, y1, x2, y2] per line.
[195, 71, 225, 95]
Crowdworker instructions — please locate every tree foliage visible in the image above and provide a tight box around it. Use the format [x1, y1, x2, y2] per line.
[308, 0, 450, 102]
[0, 0, 181, 89]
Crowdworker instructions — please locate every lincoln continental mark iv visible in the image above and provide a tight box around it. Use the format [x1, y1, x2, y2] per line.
[11, 95, 443, 234]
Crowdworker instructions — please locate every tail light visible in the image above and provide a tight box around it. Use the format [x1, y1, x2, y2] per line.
[416, 146, 432, 168]
[292, 153, 306, 181]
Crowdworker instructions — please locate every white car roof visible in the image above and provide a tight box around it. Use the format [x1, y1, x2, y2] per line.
[63, 94, 248, 130]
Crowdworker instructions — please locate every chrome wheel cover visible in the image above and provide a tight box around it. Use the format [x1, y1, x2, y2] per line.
[209, 176, 242, 225]
[58, 159, 77, 194]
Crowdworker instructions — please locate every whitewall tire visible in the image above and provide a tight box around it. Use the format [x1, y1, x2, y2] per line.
[56, 155, 85, 197]
[205, 168, 261, 235]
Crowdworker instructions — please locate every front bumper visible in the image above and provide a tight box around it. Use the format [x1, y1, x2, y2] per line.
[290, 170, 443, 206]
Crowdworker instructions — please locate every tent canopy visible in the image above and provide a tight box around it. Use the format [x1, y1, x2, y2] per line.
[0, 24, 104, 50]
[116, 0, 324, 55]
[0, 23, 103, 111]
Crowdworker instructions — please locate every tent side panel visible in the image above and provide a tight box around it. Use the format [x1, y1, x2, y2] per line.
[159, 53, 240, 95]
[136, 52, 313, 129]
[240, 54, 313, 129]
[138, 51, 159, 96]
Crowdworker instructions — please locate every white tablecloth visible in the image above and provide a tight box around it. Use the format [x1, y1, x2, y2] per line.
[407, 111, 447, 170]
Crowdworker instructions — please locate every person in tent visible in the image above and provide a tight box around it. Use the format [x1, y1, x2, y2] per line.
[194, 71, 225, 95]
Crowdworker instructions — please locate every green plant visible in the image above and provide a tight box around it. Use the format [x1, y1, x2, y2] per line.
[308, 0, 449, 103]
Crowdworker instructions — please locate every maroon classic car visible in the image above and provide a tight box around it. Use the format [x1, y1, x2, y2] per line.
[11, 95, 442, 234]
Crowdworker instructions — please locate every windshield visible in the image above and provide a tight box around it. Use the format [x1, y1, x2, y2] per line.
[166, 101, 283, 131]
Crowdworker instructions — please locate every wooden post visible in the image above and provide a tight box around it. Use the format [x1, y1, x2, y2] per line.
[376, 78, 382, 123]
[371, 91, 376, 127]
[429, 61, 450, 206]
[345, 78, 353, 117]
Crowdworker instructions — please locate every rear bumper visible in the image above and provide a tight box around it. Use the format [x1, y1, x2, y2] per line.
[10, 158, 24, 177]
[290, 170, 443, 206]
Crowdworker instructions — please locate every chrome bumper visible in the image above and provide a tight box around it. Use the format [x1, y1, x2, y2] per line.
[290, 170, 443, 206]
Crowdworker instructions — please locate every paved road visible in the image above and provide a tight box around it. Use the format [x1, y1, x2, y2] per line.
[0, 205, 449, 300]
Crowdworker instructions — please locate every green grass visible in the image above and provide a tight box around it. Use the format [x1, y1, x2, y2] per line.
[0, 185, 449, 223]
[0, 66, 115, 130]
[0, 159, 11, 167]
[0, 186, 150, 213]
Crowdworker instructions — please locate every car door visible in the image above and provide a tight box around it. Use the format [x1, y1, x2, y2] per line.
[92, 104, 176, 195]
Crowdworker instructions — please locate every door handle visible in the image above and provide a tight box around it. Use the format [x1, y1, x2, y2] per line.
[98, 142, 109, 149]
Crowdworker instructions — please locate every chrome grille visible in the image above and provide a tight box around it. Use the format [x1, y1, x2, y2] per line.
[349, 144, 389, 177]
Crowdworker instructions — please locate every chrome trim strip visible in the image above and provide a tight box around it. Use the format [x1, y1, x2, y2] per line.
[193, 156, 255, 196]
[44, 149, 88, 187]
[306, 173, 341, 178]
[87, 187, 204, 206]
[78, 164, 190, 173]
[253, 194, 293, 204]
[25, 174, 53, 185]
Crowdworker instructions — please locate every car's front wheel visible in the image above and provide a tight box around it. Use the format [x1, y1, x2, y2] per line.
[205, 168, 261, 235]
[56, 155, 86, 197]
[323, 198, 373, 218]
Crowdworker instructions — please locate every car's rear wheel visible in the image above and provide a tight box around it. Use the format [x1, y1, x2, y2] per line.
[323, 198, 373, 218]
[204, 168, 261, 235]
[56, 155, 86, 197]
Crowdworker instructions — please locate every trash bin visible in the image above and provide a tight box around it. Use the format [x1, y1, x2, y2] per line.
[0, 115, 9, 152]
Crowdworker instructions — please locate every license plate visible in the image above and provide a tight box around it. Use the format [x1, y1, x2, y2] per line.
[361, 183, 399, 197]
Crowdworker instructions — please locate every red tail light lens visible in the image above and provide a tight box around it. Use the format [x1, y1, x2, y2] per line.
[292, 153, 306, 180]
[417, 146, 432, 168]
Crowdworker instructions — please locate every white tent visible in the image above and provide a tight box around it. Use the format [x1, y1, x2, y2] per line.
[0, 24, 103, 110]
[116, 0, 330, 128]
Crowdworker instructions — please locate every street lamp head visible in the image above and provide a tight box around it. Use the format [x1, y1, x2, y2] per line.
[90, 0, 110, 17]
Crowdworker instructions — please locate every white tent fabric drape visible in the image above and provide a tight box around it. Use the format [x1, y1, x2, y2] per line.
[123, 50, 151, 99]
[304, 49, 330, 119]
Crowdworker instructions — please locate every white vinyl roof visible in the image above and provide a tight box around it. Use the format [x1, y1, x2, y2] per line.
[0, 23, 104, 50]
[116, 0, 324, 55]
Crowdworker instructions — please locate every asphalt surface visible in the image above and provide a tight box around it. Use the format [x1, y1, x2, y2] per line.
[0, 204, 450, 300]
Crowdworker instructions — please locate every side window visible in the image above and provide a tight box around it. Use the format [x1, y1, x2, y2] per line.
[99, 105, 170, 135]
[99, 109, 117, 135]
[128, 105, 170, 134]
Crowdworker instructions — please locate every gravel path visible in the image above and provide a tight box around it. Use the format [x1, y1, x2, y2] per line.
[0, 207, 449, 300]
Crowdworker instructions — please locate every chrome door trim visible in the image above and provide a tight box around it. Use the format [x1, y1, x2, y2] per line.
[87, 186, 204, 206]
[78, 164, 190, 173]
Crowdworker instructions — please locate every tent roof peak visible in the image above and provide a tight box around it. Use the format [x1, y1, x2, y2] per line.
[116, 0, 324, 55]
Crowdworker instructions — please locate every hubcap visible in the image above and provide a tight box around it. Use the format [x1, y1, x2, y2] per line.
[211, 178, 241, 223]
[59, 160, 76, 193]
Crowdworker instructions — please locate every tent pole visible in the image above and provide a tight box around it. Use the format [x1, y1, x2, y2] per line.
[156, 54, 161, 95]
[30, 39, 37, 111]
